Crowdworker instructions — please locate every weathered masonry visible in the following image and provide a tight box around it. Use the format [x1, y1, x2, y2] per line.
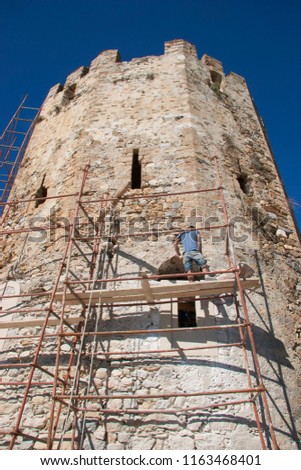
[0, 39, 300, 450]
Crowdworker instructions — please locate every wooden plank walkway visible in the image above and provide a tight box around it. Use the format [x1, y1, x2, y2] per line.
[54, 278, 260, 305]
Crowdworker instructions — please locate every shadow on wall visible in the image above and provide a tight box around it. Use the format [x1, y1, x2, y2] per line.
[101, 412, 294, 448]
[114, 252, 293, 369]
[116, 249, 158, 275]
[253, 249, 300, 448]
[214, 300, 293, 369]
[156, 255, 293, 369]
[249, 324, 293, 369]
[102, 312, 293, 369]
[83, 413, 291, 451]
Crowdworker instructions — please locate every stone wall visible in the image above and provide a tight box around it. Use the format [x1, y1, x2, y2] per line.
[0, 39, 300, 450]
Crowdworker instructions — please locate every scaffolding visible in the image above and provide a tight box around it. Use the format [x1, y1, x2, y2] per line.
[0, 96, 40, 214]
[0, 158, 280, 450]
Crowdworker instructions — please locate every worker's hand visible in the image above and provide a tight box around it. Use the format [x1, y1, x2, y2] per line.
[177, 255, 183, 261]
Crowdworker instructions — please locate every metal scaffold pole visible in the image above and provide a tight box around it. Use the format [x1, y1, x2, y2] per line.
[0, 96, 40, 219]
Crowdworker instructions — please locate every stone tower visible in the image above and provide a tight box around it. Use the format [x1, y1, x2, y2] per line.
[0, 39, 300, 450]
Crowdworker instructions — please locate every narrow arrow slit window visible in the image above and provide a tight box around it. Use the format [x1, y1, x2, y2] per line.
[131, 149, 141, 189]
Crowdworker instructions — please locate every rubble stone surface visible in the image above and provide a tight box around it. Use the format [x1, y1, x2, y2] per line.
[0, 39, 300, 450]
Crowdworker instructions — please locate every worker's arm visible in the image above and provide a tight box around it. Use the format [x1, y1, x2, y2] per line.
[173, 237, 181, 257]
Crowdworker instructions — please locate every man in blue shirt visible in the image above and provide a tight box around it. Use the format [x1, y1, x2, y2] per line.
[173, 225, 209, 282]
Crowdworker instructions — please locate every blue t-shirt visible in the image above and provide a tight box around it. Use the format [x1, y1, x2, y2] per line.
[177, 230, 200, 253]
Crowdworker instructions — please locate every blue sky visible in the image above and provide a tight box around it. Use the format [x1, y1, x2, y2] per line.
[1, 0, 301, 229]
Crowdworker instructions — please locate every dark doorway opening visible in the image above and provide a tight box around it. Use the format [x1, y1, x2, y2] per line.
[178, 301, 197, 328]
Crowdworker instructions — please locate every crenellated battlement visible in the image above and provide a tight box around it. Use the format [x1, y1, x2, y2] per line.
[164, 38, 198, 57]
[42, 40, 249, 110]
[90, 49, 122, 70]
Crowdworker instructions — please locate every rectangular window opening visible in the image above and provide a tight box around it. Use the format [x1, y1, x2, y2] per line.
[131, 149, 141, 189]
[178, 301, 197, 328]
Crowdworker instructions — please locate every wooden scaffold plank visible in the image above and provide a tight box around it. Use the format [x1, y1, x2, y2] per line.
[0, 316, 85, 329]
[54, 278, 260, 305]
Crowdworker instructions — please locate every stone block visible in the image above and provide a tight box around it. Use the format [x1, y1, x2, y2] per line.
[168, 434, 195, 450]
[107, 443, 125, 450]
[130, 436, 155, 450]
